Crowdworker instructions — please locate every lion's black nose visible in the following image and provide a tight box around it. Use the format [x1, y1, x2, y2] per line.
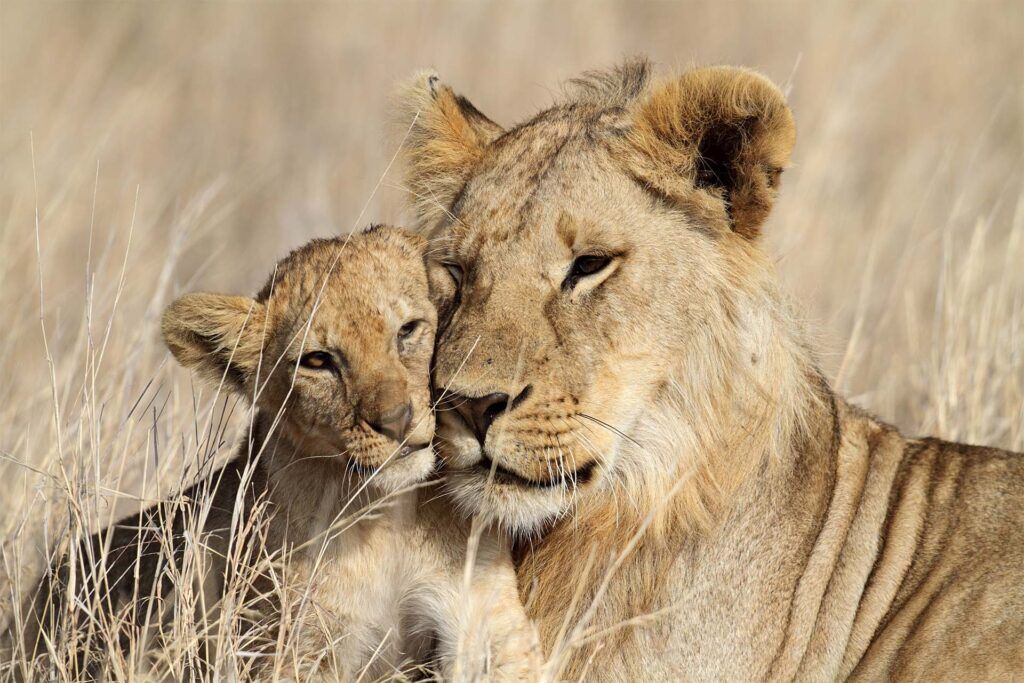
[366, 402, 413, 443]
[453, 392, 510, 444]
[450, 385, 532, 444]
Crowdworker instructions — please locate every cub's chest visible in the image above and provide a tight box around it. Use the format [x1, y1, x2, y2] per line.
[279, 497, 434, 664]
[298, 520, 413, 619]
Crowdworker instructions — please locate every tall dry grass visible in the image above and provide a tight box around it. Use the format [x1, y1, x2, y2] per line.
[0, 1, 1022, 680]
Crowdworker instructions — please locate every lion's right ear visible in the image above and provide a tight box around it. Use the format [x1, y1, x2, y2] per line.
[394, 71, 503, 231]
[625, 66, 795, 239]
[161, 293, 266, 393]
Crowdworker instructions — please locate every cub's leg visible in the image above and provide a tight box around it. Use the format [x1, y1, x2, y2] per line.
[413, 505, 540, 681]
[446, 533, 541, 682]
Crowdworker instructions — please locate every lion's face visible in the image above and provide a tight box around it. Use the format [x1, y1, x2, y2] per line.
[434, 138, 725, 529]
[163, 228, 446, 494]
[401, 61, 795, 531]
[256, 231, 440, 493]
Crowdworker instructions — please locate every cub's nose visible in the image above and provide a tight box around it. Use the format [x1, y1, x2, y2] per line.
[452, 392, 510, 444]
[366, 402, 413, 443]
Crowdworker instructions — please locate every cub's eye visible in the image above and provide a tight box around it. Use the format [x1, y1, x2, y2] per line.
[398, 319, 423, 341]
[299, 351, 334, 370]
[563, 254, 613, 290]
[443, 262, 464, 287]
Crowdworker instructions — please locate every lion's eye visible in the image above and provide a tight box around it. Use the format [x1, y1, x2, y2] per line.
[300, 351, 334, 370]
[573, 255, 611, 276]
[563, 254, 613, 290]
[444, 262, 464, 287]
[398, 319, 422, 341]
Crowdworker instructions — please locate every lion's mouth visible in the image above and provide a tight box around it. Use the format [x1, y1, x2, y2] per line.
[475, 453, 597, 489]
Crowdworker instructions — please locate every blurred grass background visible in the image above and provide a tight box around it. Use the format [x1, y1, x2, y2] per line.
[1, 0, 1022, 675]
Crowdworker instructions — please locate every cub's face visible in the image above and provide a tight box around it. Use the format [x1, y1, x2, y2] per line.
[163, 228, 449, 493]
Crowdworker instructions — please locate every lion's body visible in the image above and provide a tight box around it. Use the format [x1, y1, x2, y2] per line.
[522, 396, 1024, 680]
[396, 59, 1024, 680]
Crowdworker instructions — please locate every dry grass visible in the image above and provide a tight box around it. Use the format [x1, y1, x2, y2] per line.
[1, 1, 1022, 680]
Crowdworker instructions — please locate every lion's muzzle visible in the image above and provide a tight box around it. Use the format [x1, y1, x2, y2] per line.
[438, 385, 601, 490]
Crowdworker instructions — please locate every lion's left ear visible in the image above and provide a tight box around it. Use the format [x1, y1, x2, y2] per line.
[394, 71, 504, 232]
[625, 66, 795, 239]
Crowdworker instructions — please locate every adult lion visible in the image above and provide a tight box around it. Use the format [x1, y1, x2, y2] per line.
[395, 60, 1024, 680]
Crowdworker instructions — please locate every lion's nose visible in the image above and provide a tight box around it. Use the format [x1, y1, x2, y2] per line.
[449, 385, 533, 444]
[452, 392, 509, 444]
[366, 402, 413, 443]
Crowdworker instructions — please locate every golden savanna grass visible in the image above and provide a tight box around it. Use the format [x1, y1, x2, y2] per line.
[1, 1, 1022, 680]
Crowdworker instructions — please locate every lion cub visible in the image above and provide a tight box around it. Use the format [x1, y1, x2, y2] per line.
[27, 227, 537, 681]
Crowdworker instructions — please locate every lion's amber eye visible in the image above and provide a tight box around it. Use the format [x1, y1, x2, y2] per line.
[300, 351, 334, 370]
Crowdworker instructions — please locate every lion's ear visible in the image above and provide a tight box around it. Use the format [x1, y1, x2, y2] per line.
[627, 66, 795, 239]
[394, 71, 503, 231]
[161, 293, 266, 393]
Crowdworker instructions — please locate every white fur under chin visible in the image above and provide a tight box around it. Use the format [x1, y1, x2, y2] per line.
[369, 446, 436, 493]
[442, 468, 576, 536]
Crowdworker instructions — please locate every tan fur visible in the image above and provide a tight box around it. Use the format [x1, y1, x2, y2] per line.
[396, 59, 1024, 680]
[22, 228, 538, 681]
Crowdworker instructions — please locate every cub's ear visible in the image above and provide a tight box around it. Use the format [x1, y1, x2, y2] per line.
[161, 293, 266, 393]
[626, 66, 795, 239]
[394, 71, 503, 232]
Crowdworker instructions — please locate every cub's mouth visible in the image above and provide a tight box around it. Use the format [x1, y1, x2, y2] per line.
[396, 441, 433, 459]
[346, 442, 432, 474]
[476, 453, 598, 490]
[344, 439, 437, 494]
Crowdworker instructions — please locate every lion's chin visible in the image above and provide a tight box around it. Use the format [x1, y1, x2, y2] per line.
[442, 467, 572, 535]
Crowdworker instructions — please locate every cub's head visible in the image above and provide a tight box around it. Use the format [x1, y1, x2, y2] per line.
[162, 227, 452, 493]
[397, 60, 797, 531]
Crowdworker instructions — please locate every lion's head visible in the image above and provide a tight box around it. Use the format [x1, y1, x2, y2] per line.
[162, 227, 448, 493]
[398, 60, 804, 533]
